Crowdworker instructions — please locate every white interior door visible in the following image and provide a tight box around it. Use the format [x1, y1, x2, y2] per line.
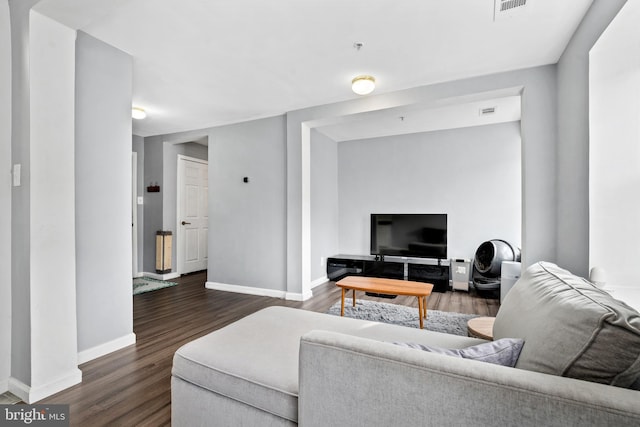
[177, 155, 208, 274]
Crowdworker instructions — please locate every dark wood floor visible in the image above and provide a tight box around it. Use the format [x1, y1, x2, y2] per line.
[40, 272, 499, 426]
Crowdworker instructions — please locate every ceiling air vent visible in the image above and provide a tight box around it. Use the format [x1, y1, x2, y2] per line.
[494, 0, 528, 21]
[480, 107, 497, 116]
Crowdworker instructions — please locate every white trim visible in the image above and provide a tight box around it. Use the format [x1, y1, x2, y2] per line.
[205, 281, 287, 299]
[133, 272, 145, 279]
[285, 290, 313, 301]
[143, 271, 180, 281]
[0, 378, 8, 393]
[310, 276, 328, 289]
[301, 123, 312, 298]
[9, 369, 82, 403]
[132, 151, 138, 277]
[8, 378, 29, 403]
[77, 333, 137, 365]
[176, 154, 208, 165]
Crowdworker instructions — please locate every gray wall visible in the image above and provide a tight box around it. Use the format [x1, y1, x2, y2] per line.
[208, 116, 287, 290]
[556, 0, 628, 277]
[143, 135, 164, 272]
[75, 32, 133, 353]
[146, 116, 287, 292]
[337, 123, 522, 260]
[310, 129, 339, 282]
[0, 0, 11, 389]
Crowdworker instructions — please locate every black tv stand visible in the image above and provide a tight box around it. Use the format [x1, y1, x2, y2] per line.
[326, 254, 450, 293]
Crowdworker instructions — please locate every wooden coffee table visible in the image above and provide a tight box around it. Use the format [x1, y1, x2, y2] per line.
[335, 276, 434, 329]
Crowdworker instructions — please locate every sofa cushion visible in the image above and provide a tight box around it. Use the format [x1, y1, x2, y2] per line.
[493, 262, 640, 388]
[172, 306, 485, 423]
[393, 338, 524, 367]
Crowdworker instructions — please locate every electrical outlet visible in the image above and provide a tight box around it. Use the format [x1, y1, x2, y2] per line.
[137, 196, 144, 205]
[320, 257, 325, 267]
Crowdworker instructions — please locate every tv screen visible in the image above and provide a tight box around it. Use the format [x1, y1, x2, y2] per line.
[370, 214, 447, 259]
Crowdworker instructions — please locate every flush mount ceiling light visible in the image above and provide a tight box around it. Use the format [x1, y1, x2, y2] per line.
[132, 107, 147, 120]
[351, 75, 376, 95]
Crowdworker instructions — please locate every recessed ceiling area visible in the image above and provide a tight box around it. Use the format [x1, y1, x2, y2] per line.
[34, 0, 593, 137]
[316, 95, 521, 142]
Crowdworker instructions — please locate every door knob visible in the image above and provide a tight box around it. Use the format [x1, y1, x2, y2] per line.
[181, 221, 191, 225]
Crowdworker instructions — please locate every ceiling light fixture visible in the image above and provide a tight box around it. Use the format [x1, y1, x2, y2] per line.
[132, 107, 147, 120]
[351, 75, 376, 95]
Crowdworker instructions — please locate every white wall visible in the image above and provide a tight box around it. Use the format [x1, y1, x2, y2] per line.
[28, 10, 81, 400]
[589, 0, 640, 288]
[556, 0, 628, 277]
[75, 31, 135, 360]
[337, 123, 521, 259]
[9, 0, 35, 390]
[310, 129, 339, 282]
[0, 0, 12, 392]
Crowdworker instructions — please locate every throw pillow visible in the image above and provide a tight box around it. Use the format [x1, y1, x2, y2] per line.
[493, 262, 640, 388]
[393, 338, 524, 367]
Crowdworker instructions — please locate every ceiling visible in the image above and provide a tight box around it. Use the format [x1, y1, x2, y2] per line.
[34, 0, 594, 138]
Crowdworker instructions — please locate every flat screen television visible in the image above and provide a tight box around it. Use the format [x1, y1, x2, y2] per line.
[370, 214, 447, 259]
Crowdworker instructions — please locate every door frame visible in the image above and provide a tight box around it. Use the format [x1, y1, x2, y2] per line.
[132, 151, 139, 278]
[176, 154, 209, 275]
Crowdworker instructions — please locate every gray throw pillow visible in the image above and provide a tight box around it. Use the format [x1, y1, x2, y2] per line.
[494, 262, 640, 388]
[393, 338, 524, 367]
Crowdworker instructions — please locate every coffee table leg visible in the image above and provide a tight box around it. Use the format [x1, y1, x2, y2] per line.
[352, 289, 356, 306]
[422, 296, 428, 319]
[340, 288, 345, 316]
[417, 296, 424, 329]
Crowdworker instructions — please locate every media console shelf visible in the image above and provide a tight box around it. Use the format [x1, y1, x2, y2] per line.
[327, 254, 450, 293]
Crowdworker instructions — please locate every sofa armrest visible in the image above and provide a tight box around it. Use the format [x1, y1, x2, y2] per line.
[298, 330, 640, 427]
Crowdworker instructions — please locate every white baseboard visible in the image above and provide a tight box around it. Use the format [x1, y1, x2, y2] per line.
[8, 378, 29, 403]
[0, 378, 7, 393]
[285, 290, 313, 301]
[78, 333, 137, 365]
[143, 272, 180, 281]
[133, 272, 145, 278]
[310, 276, 329, 289]
[9, 368, 82, 403]
[205, 282, 286, 299]
[205, 281, 315, 301]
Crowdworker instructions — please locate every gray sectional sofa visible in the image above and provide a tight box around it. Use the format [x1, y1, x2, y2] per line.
[171, 262, 640, 426]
